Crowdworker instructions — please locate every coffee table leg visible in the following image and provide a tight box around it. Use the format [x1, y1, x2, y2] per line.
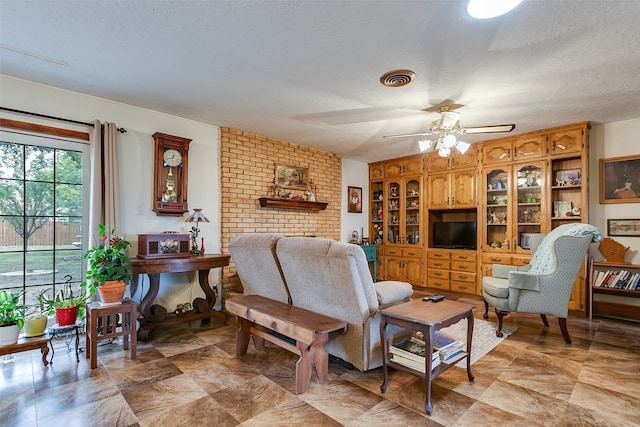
[380, 317, 389, 393]
[425, 326, 433, 415]
[466, 312, 475, 382]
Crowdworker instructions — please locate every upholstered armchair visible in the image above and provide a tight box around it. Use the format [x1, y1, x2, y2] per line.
[482, 223, 602, 343]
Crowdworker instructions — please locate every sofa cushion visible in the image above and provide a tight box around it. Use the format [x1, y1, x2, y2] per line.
[374, 281, 413, 306]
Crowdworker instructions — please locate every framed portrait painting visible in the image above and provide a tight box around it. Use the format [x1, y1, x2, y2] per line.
[600, 155, 640, 204]
[348, 186, 362, 213]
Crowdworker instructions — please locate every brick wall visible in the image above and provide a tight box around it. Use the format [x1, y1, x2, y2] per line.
[220, 128, 342, 292]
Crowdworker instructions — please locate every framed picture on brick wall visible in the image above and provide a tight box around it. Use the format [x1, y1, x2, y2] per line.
[275, 164, 309, 191]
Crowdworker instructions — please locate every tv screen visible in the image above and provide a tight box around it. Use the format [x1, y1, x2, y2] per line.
[433, 221, 477, 250]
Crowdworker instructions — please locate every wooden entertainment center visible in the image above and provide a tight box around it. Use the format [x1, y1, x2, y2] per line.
[369, 121, 590, 315]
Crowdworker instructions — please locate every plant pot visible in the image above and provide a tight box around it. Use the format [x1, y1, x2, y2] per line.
[55, 306, 78, 327]
[23, 315, 48, 337]
[97, 280, 127, 305]
[0, 324, 21, 346]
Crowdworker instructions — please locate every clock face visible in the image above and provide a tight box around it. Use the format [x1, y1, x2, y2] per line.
[163, 149, 182, 167]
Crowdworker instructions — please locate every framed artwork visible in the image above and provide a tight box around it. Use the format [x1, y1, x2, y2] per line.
[521, 233, 536, 250]
[348, 186, 362, 213]
[555, 169, 581, 186]
[275, 164, 309, 191]
[600, 154, 640, 204]
[607, 219, 640, 237]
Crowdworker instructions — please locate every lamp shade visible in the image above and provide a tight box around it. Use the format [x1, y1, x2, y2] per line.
[185, 208, 209, 223]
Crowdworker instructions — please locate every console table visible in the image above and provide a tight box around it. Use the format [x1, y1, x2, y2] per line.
[130, 254, 230, 340]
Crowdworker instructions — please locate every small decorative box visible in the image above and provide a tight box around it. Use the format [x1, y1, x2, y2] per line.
[137, 233, 191, 259]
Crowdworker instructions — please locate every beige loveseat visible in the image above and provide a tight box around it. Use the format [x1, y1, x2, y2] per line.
[228, 233, 413, 371]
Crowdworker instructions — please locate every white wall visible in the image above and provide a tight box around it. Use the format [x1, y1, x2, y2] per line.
[0, 75, 222, 309]
[341, 158, 369, 243]
[589, 119, 640, 264]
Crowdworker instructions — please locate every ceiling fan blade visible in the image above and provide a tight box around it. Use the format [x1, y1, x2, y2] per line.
[382, 132, 431, 139]
[463, 124, 515, 134]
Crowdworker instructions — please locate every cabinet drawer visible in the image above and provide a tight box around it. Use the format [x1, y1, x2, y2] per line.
[482, 254, 512, 265]
[428, 250, 450, 260]
[427, 269, 450, 279]
[427, 278, 450, 290]
[403, 248, 422, 258]
[512, 257, 530, 267]
[385, 248, 402, 256]
[451, 281, 476, 294]
[427, 259, 450, 270]
[451, 252, 474, 262]
[451, 271, 476, 283]
[451, 261, 476, 272]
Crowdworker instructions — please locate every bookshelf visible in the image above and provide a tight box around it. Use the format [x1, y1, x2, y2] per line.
[589, 258, 640, 321]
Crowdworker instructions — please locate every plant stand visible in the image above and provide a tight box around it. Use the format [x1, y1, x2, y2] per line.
[49, 321, 84, 363]
[0, 334, 50, 366]
[85, 300, 137, 369]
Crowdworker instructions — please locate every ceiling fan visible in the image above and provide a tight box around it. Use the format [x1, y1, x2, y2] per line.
[382, 105, 515, 157]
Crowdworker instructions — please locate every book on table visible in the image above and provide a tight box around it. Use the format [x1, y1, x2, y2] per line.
[390, 331, 464, 371]
[390, 351, 439, 373]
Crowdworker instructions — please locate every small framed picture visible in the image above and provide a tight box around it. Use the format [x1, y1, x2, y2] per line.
[555, 169, 581, 186]
[553, 201, 572, 218]
[348, 186, 362, 213]
[521, 233, 537, 250]
[607, 219, 640, 237]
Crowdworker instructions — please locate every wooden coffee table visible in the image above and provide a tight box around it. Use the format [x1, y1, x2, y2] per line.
[380, 298, 475, 415]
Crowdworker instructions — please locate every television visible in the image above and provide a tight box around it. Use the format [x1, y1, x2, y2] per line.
[432, 221, 477, 250]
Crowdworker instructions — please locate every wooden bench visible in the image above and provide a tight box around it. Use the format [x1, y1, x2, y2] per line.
[0, 333, 50, 366]
[225, 295, 346, 394]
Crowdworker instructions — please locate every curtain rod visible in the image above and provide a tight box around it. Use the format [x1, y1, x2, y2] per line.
[0, 106, 127, 133]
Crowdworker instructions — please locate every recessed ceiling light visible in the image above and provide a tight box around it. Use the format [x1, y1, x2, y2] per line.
[467, 0, 524, 19]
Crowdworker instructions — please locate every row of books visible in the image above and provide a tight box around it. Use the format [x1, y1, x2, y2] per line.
[592, 269, 640, 291]
[389, 331, 466, 373]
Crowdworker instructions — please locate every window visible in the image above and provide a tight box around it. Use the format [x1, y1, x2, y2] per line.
[0, 130, 89, 307]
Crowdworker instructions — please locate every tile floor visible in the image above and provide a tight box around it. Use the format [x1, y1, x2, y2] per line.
[1, 291, 639, 427]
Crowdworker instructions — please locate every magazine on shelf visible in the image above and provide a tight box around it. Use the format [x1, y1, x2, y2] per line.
[439, 341, 467, 362]
[390, 351, 440, 373]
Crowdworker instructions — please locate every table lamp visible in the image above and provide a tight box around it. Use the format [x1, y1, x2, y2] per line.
[185, 208, 209, 255]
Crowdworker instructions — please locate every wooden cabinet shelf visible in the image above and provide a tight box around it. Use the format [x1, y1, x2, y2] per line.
[258, 197, 328, 211]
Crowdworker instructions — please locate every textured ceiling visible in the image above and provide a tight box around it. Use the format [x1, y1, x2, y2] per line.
[1, 0, 640, 163]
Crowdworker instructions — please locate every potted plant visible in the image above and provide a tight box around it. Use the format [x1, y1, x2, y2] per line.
[82, 224, 132, 305]
[22, 292, 49, 337]
[40, 284, 88, 327]
[0, 290, 26, 346]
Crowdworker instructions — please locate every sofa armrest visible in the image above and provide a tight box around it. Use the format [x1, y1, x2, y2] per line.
[374, 281, 413, 308]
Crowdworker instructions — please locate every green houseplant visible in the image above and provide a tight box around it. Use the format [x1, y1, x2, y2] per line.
[23, 292, 49, 337]
[40, 283, 88, 327]
[0, 290, 26, 345]
[82, 224, 132, 304]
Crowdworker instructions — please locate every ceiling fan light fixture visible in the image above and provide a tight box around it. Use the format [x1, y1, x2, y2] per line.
[440, 111, 461, 129]
[438, 147, 451, 157]
[443, 134, 457, 148]
[467, 0, 524, 19]
[456, 141, 471, 154]
[418, 139, 433, 152]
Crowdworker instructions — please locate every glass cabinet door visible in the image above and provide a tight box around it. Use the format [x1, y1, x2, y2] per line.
[484, 168, 509, 251]
[370, 181, 384, 245]
[514, 163, 544, 252]
[404, 178, 421, 246]
[386, 181, 401, 245]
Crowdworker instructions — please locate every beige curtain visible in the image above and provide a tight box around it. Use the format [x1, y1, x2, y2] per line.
[88, 120, 121, 242]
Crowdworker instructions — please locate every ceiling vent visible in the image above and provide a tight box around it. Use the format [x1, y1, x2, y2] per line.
[379, 69, 415, 87]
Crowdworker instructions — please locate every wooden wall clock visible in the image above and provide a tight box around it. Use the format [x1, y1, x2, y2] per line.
[152, 132, 191, 216]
